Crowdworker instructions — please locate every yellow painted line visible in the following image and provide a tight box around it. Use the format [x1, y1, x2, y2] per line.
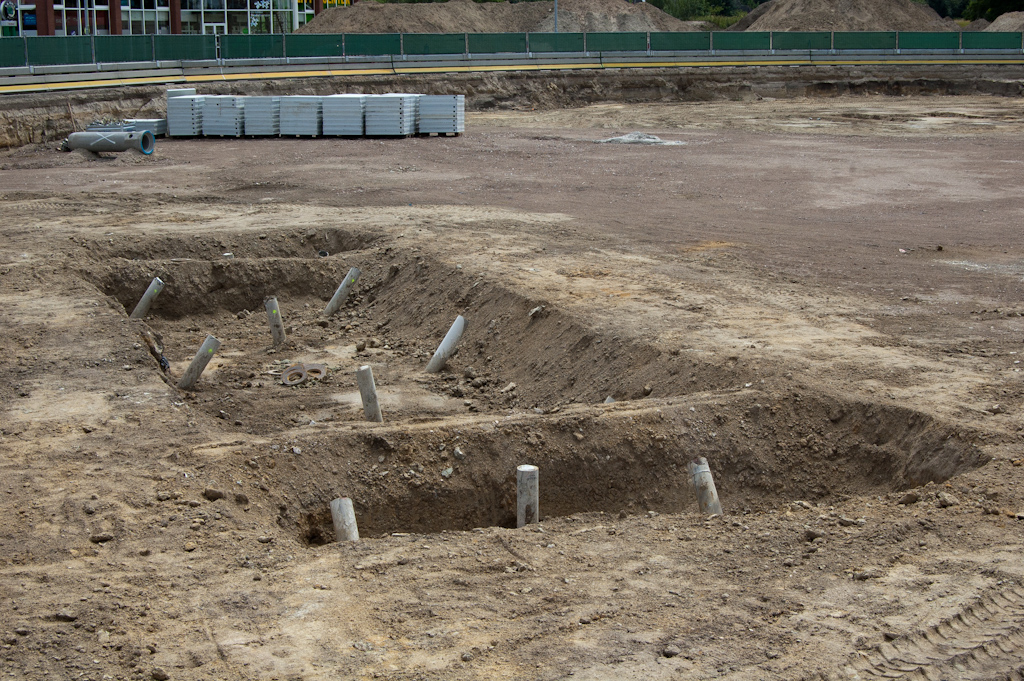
[187, 69, 333, 81]
[604, 58, 1024, 68]
[0, 75, 183, 93]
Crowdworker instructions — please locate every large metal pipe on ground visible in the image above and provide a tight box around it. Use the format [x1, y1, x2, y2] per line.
[67, 130, 155, 155]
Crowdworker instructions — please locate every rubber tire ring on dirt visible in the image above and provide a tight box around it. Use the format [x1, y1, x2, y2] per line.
[304, 363, 327, 380]
[282, 365, 308, 386]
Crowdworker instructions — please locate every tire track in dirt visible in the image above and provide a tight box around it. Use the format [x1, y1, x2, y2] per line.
[842, 586, 1024, 680]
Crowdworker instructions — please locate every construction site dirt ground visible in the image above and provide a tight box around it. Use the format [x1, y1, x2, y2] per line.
[2, 94, 1024, 681]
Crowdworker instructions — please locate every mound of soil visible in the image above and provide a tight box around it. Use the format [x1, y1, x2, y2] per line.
[299, 0, 701, 35]
[741, 0, 957, 31]
[986, 10, 1024, 31]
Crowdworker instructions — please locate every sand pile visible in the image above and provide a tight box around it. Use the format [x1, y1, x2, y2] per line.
[986, 11, 1024, 31]
[299, 0, 702, 35]
[739, 0, 957, 32]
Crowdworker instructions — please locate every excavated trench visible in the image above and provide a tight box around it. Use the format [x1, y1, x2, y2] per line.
[80, 228, 989, 540]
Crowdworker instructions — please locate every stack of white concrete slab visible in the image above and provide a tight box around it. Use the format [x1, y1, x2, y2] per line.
[201, 96, 245, 137]
[280, 96, 323, 136]
[417, 95, 465, 134]
[244, 96, 281, 136]
[322, 94, 366, 136]
[365, 94, 419, 137]
[167, 95, 204, 137]
[126, 118, 168, 136]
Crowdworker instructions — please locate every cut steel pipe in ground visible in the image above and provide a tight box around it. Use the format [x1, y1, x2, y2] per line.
[265, 297, 286, 346]
[517, 464, 539, 528]
[129, 277, 164, 320]
[688, 457, 723, 516]
[330, 497, 359, 542]
[425, 315, 466, 373]
[324, 267, 361, 317]
[356, 364, 383, 423]
[177, 334, 220, 390]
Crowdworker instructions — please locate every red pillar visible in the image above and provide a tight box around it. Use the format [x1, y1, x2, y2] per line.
[109, 3, 122, 35]
[169, 0, 181, 34]
[35, 0, 55, 35]
[314, 0, 322, 16]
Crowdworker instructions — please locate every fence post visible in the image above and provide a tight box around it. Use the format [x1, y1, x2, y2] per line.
[22, 36, 28, 68]
[91, 34, 96, 64]
[464, 32, 468, 56]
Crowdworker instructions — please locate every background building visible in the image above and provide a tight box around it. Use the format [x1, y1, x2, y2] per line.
[2, 0, 343, 36]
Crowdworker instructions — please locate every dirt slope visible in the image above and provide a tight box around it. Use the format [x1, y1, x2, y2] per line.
[743, 0, 957, 31]
[299, 0, 700, 35]
[987, 10, 1024, 31]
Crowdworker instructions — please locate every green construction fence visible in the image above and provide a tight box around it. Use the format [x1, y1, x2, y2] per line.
[899, 31, 960, 50]
[220, 34, 285, 60]
[528, 32, 585, 53]
[26, 35, 93, 66]
[586, 32, 647, 52]
[468, 32, 528, 54]
[155, 34, 217, 61]
[0, 37, 25, 68]
[1, 31, 1024, 69]
[713, 31, 771, 51]
[95, 35, 154, 63]
[650, 31, 711, 51]
[772, 31, 831, 50]
[963, 31, 1022, 49]
[403, 32, 464, 55]
[833, 31, 897, 50]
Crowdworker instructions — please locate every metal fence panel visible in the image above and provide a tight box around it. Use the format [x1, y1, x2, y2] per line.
[712, 31, 770, 51]
[155, 34, 217, 61]
[220, 34, 285, 59]
[833, 31, 896, 50]
[95, 35, 154, 63]
[0, 37, 26, 67]
[285, 33, 344, 58]
[344, 33, 400, 56]
[898, 31, 959, 50]
[586, 32, 647, 52]
[468, 32, 527, 54]
[27, 36, 93, 65]
[403, 33, 464, 55]
[962, 31, 1021, 50]
[528, 32, 585, 52]
[771, 31, 830, 50]
[649, 32, 711, 51]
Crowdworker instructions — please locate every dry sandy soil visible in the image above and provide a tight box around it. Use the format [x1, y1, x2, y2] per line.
[2, 93, 1024, 681]
[300, 0, 708, 36]
[738, 0, 957, 32]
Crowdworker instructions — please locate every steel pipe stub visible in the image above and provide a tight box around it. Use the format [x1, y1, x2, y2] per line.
[280, 362, 328, 386]
[282, 364, 308, 386]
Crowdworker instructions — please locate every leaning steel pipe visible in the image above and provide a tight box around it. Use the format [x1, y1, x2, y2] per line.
[67, 130, 155, 155]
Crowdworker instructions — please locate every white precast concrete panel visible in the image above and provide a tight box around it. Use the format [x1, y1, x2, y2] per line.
[365, 93, 420, 137]
[323, 94, 366, 136]
[244, 96, 281, 136]
[201, 95, 245, 137]
[280, 95, 323, 137]
[418, 94, 465, 134]
[167, 95, 205, 137]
